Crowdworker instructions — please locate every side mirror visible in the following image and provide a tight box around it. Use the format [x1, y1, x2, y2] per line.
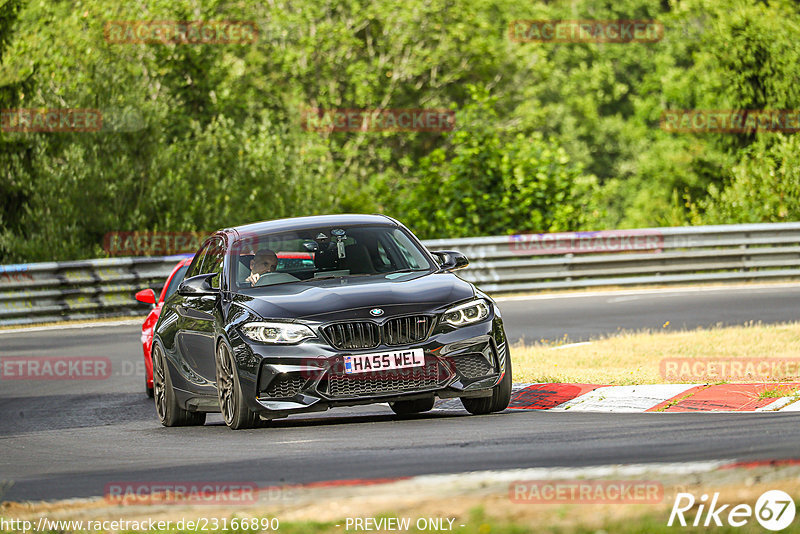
[431, 250, 469, 272]
[178, 273, 219, 296]
[135, 288, 157, 306]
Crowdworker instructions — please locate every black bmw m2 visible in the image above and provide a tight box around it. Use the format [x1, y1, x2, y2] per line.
[152, 214, 511, 429]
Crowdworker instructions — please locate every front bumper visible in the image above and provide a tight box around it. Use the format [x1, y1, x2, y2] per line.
[229, 318, 507, 418]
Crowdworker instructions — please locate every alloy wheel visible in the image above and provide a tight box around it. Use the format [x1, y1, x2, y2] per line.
[216, 343, 236, 425]
[152, 345, 167, 422]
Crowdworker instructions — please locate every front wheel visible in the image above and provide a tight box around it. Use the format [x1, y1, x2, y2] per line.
[461, 352, 512, 415]
[215, 339, 261, 430]
[152, 342, 206, 426]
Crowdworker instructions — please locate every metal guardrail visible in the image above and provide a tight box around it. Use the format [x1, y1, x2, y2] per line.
[2, 223, 800, 326]
[425, 223, 800, 292]
[0, 255, 191, 326]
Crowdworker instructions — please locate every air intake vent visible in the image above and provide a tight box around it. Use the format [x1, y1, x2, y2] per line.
[323, 321, 381, 350]
[323, 358, 446, 397]
[452, 353, 494, 379]
[384, 316, 432, 346]
[261, 374, 306, 398]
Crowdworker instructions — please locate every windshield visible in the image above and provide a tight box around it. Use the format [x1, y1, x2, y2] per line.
[230, 225, 433, 289]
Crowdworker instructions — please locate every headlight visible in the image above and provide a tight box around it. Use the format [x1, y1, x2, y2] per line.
[240, 322, 315, 344]
[442, 299, 491, 327]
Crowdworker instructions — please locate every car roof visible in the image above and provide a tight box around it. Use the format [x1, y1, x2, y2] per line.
[224, 214, 399, 240]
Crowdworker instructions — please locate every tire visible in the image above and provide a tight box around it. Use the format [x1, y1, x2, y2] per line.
[215, 339, 261, 430]
[461, 351, 512, 415]
[390, 397, 435, 416]
[152, 342, 206, 427]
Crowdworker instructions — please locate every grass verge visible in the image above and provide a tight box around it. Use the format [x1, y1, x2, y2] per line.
[511, 321, 800, 385]
[758, 385, 798, 399]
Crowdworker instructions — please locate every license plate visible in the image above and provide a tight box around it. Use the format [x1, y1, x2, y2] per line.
[344, 348, 425, 374]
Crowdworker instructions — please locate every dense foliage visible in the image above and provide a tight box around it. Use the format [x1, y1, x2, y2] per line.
[1, 0, 798, 262]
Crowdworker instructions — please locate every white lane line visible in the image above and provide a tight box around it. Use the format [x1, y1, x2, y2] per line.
[0, 319, 142, 334]
[552, 384, 700, 412]
[607, 296, 642, 303]
[493, 282, 800, 302]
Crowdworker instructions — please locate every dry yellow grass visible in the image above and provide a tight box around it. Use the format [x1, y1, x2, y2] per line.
[511, 321, 800, 385]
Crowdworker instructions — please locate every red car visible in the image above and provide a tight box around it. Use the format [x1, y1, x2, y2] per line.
[135, 257, 193, 397]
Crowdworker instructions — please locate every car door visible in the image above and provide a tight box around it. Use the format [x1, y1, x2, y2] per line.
[176, 238, 224, 387]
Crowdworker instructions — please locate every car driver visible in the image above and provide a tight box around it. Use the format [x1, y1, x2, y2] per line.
[245, 249, 278, 286]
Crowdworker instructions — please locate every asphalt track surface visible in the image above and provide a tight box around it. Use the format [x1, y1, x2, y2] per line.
[2, 284, 800, 502]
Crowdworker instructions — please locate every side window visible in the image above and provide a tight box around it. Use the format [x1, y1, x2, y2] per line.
[186, 243, 210, 279]
[201, 238, 225, 289]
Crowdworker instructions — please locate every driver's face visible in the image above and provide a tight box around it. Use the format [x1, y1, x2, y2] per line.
[250, 257, 277, 274]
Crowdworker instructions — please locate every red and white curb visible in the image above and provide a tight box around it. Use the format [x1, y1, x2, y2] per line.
[437, 383, 800, 412]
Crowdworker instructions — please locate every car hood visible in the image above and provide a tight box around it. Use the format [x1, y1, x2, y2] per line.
[231, 272, 475, 322]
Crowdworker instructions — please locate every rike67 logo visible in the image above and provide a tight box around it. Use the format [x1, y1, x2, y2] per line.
[668, 490, 796, 531]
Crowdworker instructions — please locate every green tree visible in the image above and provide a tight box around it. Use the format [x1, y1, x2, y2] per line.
[402, 89, 597, 239]
[0, 0, 34, 261]
[701, 135, 800, 224]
